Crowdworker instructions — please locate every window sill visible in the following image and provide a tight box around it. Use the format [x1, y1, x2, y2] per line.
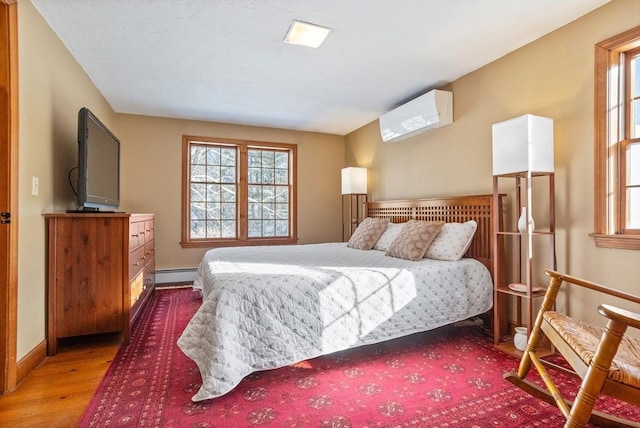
[180, 237, 298, 249]
[591, 233, 640, 250]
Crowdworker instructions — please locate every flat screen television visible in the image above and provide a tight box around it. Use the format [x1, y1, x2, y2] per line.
[75, 107, 120, 212]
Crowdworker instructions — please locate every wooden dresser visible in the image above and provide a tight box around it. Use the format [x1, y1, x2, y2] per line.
[45, 213, 155, 355]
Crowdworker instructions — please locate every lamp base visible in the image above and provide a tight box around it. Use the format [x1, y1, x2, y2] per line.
[342, 193, 367, 241]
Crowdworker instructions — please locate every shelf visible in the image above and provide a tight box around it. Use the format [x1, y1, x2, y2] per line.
[492, 172, 556, 357]
[496, 285, 547, 298]
[495, 340, 555, 359]
[496, 230, 554, 236]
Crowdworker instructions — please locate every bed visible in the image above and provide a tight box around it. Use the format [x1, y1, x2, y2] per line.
[177, 194, 501, 402]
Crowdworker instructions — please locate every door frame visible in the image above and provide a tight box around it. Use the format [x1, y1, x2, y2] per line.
[0, 0, 18, 394]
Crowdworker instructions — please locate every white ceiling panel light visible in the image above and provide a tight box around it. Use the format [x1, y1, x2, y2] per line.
[283, 20, 331, 48]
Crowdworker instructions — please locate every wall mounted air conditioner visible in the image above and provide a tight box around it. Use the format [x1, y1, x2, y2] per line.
[379, 89, 453, 142]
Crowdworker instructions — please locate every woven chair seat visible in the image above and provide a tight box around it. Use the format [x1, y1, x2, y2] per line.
[544, 311, 640, 389]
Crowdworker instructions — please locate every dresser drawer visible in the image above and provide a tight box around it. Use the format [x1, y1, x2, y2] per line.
[144, 220, 154, 243]
[129, 221, 142, 251]
[129, 246, 145, 280]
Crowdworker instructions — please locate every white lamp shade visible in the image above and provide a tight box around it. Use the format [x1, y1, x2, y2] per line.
[492, 114, 554, 175]
[341, 167, 367, 194]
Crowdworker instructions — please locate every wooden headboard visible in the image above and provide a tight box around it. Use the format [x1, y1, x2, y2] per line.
[365, 194, 502, 278]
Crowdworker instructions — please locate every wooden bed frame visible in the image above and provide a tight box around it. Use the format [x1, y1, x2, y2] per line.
[365, 194, 503, 279]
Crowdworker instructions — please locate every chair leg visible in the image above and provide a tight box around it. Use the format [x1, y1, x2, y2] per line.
[516, 272, 564, 379]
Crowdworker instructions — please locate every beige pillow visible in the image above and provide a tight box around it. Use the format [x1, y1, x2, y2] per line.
[386, 220, 445, 261]
[373, 222, 405, 251]
[347, 217, 389, 250]
[425, 220, 478, 261]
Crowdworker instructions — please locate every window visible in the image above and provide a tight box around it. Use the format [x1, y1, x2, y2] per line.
[181, 136, 297, 248]
[593, 27, 640, 250]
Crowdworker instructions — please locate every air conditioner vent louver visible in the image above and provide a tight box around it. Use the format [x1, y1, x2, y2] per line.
[379, 89, 453, 142]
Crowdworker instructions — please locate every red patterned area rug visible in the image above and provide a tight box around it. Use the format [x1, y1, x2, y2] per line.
[79, 288, 639, 427]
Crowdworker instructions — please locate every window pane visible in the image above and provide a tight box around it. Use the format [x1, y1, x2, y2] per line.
[191, 220, 206, 239]
[206, 202, 220, 219]
[275, 170, 288, 185]
[248, 150, 261, 167]
[633, 100, 640, 138]
[248, 168, 261, 184]
[629, 143, 640, 186]
[633, 54, 640, 138]
[249, 202, 261, 219]
[262, 169, 274, 184]
[221, 184, 236, 202]
[206, 147, 220, 165]
[221, 203, 236, 219]
[190, 202, 205, 221]
[276, 203, 288, 219]
[219, 166, 233, 183]
[207, 184, 221, 202]
[276, 220, 289, 236]
[262, 151, 275, 167]
[262, 185, 275, 202]
[207, 165, 220, 183]
[248, 185, 261, 201]
[263, 203, 275, 220]
[263, 220, 275, 236]
[191, 165, 205, 182]
[221, 148, 236, 166]
[191, 146, 206, 165]
[191, 183, 206, 202]
[275, 152, 288, 169]
[248, 220, 262, 237]
[628, 187, 640, 229]
[275, 186, 288, 203]
[206, 220, 221, 238]
[221, 220, 236, 238]
[633, 55, 640, 99]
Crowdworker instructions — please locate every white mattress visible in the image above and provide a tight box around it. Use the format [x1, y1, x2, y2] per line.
[177, 243, 493, 401]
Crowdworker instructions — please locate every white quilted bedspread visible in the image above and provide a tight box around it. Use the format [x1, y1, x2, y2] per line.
[177, 243, 493, 401]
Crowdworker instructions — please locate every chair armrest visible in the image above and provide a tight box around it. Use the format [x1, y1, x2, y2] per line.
[545, 269, 640, 305]
[599, 304, 640, 330]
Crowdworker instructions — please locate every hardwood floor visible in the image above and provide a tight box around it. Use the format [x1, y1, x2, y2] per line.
[0, 335, 120, 428]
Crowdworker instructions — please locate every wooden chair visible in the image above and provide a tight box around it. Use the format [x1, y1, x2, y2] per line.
[504, 269, 640, 428]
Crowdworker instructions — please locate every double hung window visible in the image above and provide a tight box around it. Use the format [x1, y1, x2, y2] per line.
[594, 27, 640, 249]
[181, 136, 297, 248]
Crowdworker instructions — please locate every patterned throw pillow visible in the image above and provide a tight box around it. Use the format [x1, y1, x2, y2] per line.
[347, 217, 389, 250]
[425, 220, 478, 261]
[373, 222, 405, 251]
[386, 220, 445, 261]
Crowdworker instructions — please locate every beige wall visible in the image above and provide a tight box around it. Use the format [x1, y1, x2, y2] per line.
[17, 0, 116, 359]
[114, 114, 344, 269]
[345, 0, 640, 327]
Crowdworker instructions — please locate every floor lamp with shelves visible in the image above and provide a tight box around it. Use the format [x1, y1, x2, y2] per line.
[491, 114, 557, 357]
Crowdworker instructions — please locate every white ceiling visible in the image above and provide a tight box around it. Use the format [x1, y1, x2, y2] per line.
[32, 0, 608, 136]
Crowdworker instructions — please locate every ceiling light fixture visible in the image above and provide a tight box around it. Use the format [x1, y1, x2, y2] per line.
[283, 20, 331, 48]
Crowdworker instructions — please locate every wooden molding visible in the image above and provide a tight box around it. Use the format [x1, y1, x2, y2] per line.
[591, 234, 640, 251]
[16, 341, 47, 385]
[593, 27, 640, 250]
[0, 1, 18, 395]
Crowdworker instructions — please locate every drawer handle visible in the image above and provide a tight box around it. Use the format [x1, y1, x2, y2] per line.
[131, 233, 139, 238]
